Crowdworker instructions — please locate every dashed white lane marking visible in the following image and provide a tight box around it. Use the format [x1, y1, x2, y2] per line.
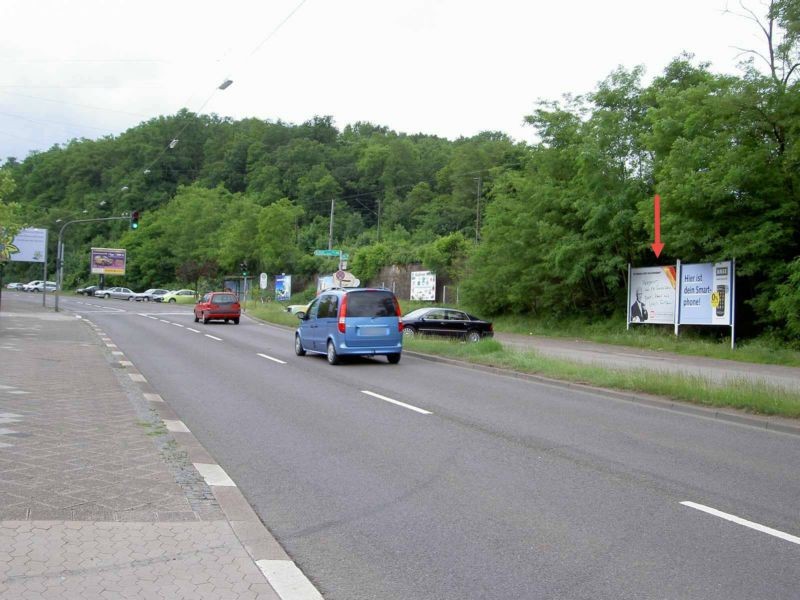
[159, 319, 170, 323]
[164, 419, 190, 433]
[256, 560, 325, 600]
[171, 322, 185, 328]
[681, 501, 800, 546]
[128, 373, 146, 383]
[148, 316, 159, 320]
[257, 353, 287, 365]
[119, 360, 133, 367]
[360, 390, 432, 415]
[111, 351, 124, 356]
[205, 334, 222, 341]
[143, 393, 163, 402]
[6, 390, 29, 395]
[193, 463, 236, 487]
[105, 343, 118, 349]
[186, 327, 200, 333]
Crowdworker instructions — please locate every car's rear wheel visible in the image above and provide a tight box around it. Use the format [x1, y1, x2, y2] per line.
[387, 353, 401, 364]
[466, 330, 481, 343]
[203, 312, 210, 324]
[128, 296, 134, 301]
[233, 318, 239, 324]
[295, 335, 306, 356]
[194, 313, 199, 323]
[144, 297, 150, 302]
[326, 340, 340, 365]
[402, 326, 416, 337]
[168, 298, 176, 303]
[104, 293, 110, 299]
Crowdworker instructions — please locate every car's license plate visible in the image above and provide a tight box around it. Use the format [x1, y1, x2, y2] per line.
[359, 326, 388, 336]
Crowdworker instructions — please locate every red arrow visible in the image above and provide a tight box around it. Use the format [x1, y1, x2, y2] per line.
[651, 194, 664, 257]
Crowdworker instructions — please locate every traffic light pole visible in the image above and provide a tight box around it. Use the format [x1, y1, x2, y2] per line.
[54, 216, 132, 312]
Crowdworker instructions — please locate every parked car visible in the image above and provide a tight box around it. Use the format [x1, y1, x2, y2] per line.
[194, 291, 241, 324]
[5, 282, 23, 290]
[295, 288, 403, 365]
[25, 280, 56, 292]
[401, 307, 493, 342]
[94, 286, 136, 300]
[160, 289, 197, 304]
[285, 302, 311, 318]
[134, 288, 170, 302]
[76, 285, 100, 296]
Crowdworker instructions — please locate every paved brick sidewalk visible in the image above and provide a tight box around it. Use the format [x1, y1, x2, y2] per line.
[0, 298, 308, 599]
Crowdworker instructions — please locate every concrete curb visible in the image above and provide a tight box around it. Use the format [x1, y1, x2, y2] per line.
[403, 349, 800, 437]
[81, 315, 323, 600]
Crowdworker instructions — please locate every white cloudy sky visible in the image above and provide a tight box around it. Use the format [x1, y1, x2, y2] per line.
[1, 0, 764, 163]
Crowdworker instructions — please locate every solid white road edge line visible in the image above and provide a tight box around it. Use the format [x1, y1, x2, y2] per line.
[257, 353, 287, 365]
[361, 390, 432, 415]
[205, 334, 222, 341]
[256, 560, 324, 600]
[193, 463, 236, 487]
[681, 501, 800, 545]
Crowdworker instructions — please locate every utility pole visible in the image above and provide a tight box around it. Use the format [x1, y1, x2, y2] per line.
[328, 198, 335, 250]
[474, 176, 482, 243]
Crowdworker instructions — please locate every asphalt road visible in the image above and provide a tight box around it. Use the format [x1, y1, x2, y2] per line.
[10, 292, 800, 599]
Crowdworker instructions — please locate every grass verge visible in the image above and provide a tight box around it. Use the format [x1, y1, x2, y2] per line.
[404, 337, 800, 419]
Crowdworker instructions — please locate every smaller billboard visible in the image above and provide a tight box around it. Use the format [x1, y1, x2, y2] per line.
[91, 248, 126, 276]
[275, 275, 292, 301]
[628, 266, 677, 325]
[8, 228, 47, 263]
[410, 270, 436, 301]
[678, 261, 733, 325]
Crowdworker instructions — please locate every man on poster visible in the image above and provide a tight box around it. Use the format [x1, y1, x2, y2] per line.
[630, 288, 648, 323]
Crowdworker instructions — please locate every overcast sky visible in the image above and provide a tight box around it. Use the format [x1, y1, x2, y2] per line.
[1, 0, 763, 163]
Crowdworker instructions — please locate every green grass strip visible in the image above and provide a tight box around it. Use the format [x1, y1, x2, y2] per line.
[404, 337, 800, 419]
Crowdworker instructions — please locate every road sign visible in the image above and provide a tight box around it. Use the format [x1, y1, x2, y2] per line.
[314, 249, 349, 259]
[259, 273, 268, 289]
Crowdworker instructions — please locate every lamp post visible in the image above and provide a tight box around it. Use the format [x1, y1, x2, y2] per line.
[54, 215, 131, 312]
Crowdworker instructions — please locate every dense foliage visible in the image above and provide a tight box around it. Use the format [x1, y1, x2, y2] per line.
[2, 1, 798, 338]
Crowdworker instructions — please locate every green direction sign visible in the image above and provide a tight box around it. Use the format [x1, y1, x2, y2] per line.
[314, 249, 349, 259]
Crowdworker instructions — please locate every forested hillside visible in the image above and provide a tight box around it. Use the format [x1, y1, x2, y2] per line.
[2, 2, 798, 339]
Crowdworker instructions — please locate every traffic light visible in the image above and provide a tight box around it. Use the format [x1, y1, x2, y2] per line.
[240, 262, 248, 276]
[130, 210, 140, 230]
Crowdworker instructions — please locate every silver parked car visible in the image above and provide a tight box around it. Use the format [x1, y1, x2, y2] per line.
[133, 288, 170, 302]
[94, 286, 136, 300]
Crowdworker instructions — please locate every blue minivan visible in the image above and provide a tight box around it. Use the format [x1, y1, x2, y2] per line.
[294, 288, 403, 365]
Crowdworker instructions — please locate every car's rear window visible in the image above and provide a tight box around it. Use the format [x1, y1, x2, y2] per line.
[213, 294, 237, 304]
[345, 291, 397, 318]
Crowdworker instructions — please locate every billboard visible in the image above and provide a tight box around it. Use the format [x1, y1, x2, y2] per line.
[410, 270, 436, 301]
[678, 261, 733, 325]
[90, 248, 126, 275]
[628, 266, 677, 325]
[7, 228, 47, 263]
[275, 274, 292, 301]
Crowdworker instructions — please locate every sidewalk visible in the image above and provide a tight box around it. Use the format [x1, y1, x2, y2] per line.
[0, 297, 318, 599]
[494, 332, 800, 393]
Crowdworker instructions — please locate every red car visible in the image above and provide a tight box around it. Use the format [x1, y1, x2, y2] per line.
[194, 292, 241, 324]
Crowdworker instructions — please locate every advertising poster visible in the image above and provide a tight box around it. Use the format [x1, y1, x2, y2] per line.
[90, 248, 126, 275]
[275, 274, 292, 301]
[628, 266, 677, 325]
[410, 270, 436, 301]
[8, 228, 47, 263]
[678, 261, 733, 325]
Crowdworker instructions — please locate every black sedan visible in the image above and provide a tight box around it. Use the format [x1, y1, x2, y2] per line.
[401, 307, 493, 342]
[76, 285, 101, 296]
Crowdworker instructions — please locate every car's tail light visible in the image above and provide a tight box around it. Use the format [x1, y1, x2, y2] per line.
[338, 294, 347, 333]
[488, 323, 494, 332]
[393, 296, 403, 332]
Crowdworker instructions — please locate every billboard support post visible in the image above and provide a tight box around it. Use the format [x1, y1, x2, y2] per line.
[731, 258, 736, 350]
[626, 263, 631, 331]
[674, 260, 681, 337]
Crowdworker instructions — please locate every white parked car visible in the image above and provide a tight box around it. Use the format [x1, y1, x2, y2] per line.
[5, 282, 24, 290]
[24, 280, 56, 292]
[133, 288, 170, 302]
